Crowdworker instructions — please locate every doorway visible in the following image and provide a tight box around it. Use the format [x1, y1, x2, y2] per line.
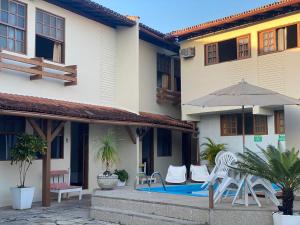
[182, 133, 199, 178]
[70, 122, 89, 189]
[142, 128, 154, 176]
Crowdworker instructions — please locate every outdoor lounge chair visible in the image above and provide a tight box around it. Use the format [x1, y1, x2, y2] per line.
[165, 165, 187, 184]
[190, 165, 210, 183]
[50, 169, 82, 203]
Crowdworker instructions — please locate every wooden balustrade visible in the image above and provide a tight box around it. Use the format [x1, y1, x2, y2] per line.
[0, 51, 77, 86]
[156, 87, 181, 105]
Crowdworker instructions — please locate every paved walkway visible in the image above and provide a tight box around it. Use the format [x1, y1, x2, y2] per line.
[0, 196, 116, 225]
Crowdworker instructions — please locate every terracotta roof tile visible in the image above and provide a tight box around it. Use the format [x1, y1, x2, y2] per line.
[0, 92, 194, 132]
[169, 0, 300, 40]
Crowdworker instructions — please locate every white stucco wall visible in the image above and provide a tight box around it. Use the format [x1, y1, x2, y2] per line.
[139, 40, 181, 118]
[198, 113, 285, 156]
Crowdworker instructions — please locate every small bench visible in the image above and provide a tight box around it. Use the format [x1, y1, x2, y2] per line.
[50, 170, 82, 203]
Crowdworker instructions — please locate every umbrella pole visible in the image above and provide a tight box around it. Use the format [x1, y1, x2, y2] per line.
[242, 105, 245, 153]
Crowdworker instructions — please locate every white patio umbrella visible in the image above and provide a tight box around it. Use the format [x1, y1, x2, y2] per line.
[185, 79, 300, 152]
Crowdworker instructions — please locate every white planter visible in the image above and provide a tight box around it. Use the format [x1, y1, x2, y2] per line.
[97, 174, 118, 190]
[10, 187, 35, 210]
[117, 179, 126, 187]
[273, 212, 300, 225]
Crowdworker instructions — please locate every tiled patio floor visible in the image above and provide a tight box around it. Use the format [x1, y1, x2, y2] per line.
[0, 196, 117, 225]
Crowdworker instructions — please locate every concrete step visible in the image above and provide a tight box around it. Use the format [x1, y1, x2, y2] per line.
[90, 206, 204, 225]
[92, 195, 209, 224]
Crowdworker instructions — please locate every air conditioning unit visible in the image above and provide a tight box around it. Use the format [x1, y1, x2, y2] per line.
[180, 47, 195, 59]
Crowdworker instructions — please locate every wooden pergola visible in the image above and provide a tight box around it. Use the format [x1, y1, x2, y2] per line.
[0, 92, 196, 207]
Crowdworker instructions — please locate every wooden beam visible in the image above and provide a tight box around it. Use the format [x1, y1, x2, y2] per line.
[0, 109, 195, 133]
[125, 126, 136, 144]
[42, 120, 52, 207]
[50, 121, 65, 142]
[27, 119, 46, 140]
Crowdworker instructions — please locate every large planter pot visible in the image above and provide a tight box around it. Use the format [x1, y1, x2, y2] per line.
[97, 174, 118, 190]
[10, 187, 35, 210]
[117, 179, 127, 187]
[273, 212, 300, 225]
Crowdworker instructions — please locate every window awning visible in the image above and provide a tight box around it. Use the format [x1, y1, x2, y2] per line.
[0, 92, 195, 133]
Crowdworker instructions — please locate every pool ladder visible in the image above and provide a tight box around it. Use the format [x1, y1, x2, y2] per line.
[135, 171, 166, 191]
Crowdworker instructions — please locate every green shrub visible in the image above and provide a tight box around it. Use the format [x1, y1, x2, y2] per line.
[114, 169, 129, 182]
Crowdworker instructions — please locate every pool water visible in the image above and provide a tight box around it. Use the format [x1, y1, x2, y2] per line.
[138, 183, 234, 197]
[138, 183, 280, 197]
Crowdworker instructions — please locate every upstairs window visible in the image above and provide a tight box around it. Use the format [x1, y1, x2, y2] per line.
[36, 9, 65, 63]
[205, 34, 250, 65]
[221, 113, 268, 136]
[0, 0, 26, 53]
[259, 24, 298, 55]
[157, 54, 171, 89]
[237, 35, 251, 59]
[275, 110, 285, 134]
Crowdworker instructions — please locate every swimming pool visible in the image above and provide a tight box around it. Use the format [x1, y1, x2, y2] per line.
[138, 183, 280, 197]
[138, 183, 234, 197]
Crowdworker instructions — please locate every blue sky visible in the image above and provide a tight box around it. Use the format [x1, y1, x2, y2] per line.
[98, 0, 275, 33]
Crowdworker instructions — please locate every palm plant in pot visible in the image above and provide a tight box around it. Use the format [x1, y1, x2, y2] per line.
[96, 132, 119, 190]
[10, 134, 46, 210]
[200, 137, 226, 170]
[235, 145, 300, 225]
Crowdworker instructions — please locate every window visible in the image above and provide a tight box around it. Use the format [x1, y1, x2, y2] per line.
[174, 58, 181, 92]
[0, 0, 26, 53]
[205, 43, 218, 65]
[205, 34, 251, 65]
[0, 116, 25, 161]
[35, 119, 64, 159]
[275, 110, 285, 134]
[259, 24, 299, 55]
[157, 54, 171, 89]
[157, 128, 172, 156]
[237, 35, 251, 59]
[218, 38, 237, 63]
[221, 113, 268, 136]
[36, 9, 64, 63]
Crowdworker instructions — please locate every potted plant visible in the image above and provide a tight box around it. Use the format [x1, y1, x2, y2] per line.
[200, 137, 226, 170]
[235, 145, 300, 225]
[114, 169, 129, 186]
[10, 134, 47, 210]
[96, 132, 119, 190]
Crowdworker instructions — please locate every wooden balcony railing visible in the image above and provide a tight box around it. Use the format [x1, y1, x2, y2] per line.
[0, 51, 77, 86]
[156, 87, 181, 105]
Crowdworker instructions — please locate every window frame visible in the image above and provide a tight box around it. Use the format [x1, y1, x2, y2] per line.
[205, 42, 219, 65]
[237, 34, 251, 60]
[35, 8, 65, 64]
[220, 113, 268, 136]
[274, 110, 285, 134]
[258, 28, 276, 55]
[0, 116, 26, 161]
[205, 34, 251, 66]
[258, 22, 300, 56]
[0, 0, 27, 54]
[157, 53, 172, 90]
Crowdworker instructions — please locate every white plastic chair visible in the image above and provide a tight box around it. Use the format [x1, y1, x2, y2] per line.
[203, 151, 237, 188]
[165, 165, 187, 184]
[190, 165, 210, 182]
[249, 176, 280, 206]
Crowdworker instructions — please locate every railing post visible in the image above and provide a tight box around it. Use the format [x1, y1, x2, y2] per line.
[209, 184, 214, 209]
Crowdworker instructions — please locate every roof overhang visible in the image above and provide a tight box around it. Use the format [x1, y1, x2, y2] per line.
[139, 24, 179, 53]
[169, 0, 300, 41]
[44, 0, 136, 28]
[0, 92, 195, 133]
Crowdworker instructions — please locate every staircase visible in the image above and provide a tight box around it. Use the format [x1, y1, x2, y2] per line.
[90, 192, 209, 225]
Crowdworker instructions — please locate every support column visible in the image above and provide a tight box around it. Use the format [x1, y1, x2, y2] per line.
[42, 120, 52, 207]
